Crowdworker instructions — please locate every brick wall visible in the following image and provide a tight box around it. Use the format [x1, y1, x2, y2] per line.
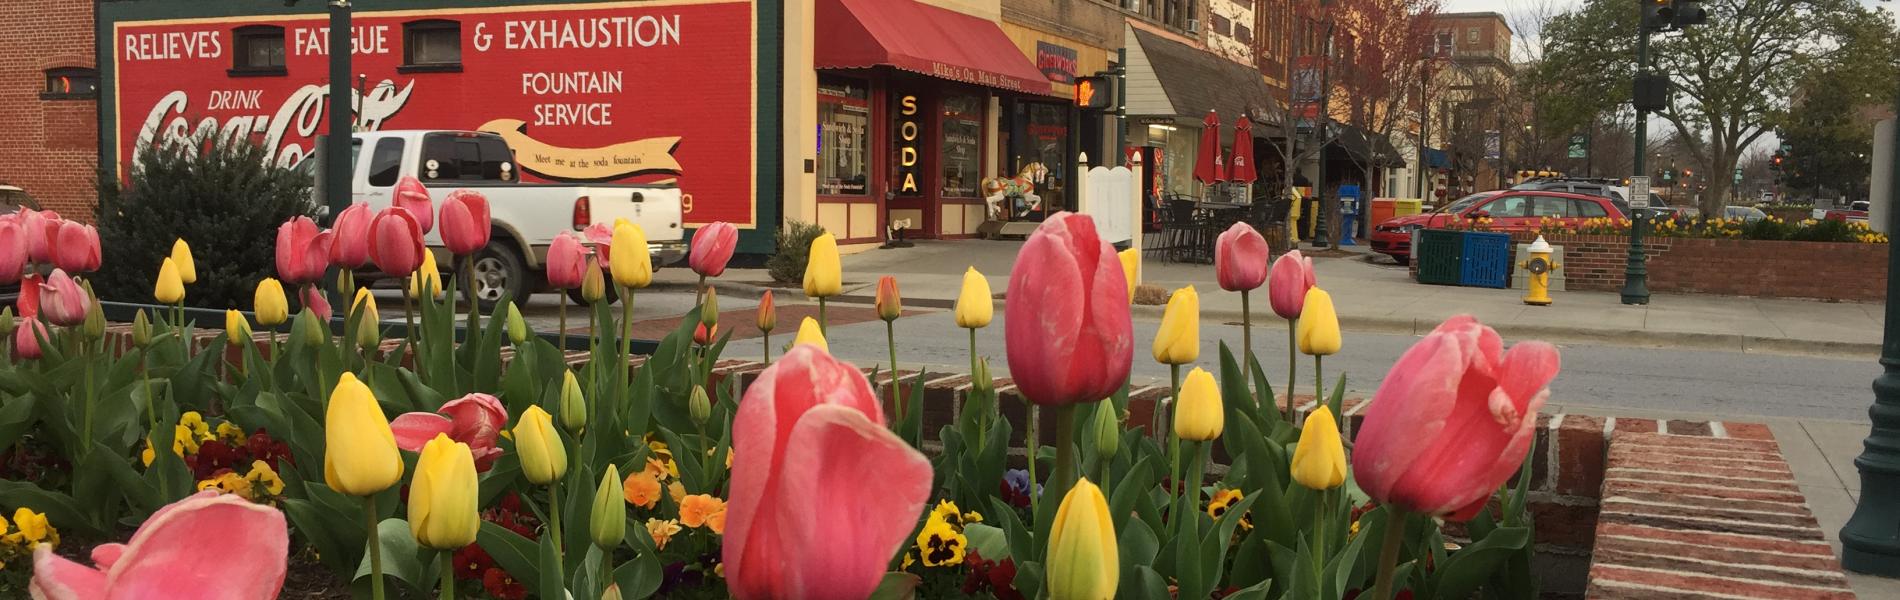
[0, 0, 99, 220]
[1429, 232, 1888, 302]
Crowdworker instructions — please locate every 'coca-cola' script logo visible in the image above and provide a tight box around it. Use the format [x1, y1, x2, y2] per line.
[134, 80, 415, 168]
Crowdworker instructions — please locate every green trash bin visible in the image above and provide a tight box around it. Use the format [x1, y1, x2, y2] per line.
[1416, 229, 1464, 285]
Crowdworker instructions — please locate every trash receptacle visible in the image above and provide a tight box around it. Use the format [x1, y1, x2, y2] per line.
[1369, 198, 1397, 228]
[1394, 199, 1424, 217]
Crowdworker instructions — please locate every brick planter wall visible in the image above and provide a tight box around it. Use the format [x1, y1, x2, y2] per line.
[1492, 232, 1885, 302]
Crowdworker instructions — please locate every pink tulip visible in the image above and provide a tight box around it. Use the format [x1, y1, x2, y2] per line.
[391, 393, 508, 471]
[51, 221, 101, 274]
[1004, 212, 1133, 406]
[724, 346, 932, 600]
[689, 221, 739, 278]
[545, 232, 589, 289]
[1352, 316, 1561, 521]
[583, 223, 614, 272]
[0, 220, 26, 285]
[394, 176, 435, 234]
[301, 285, 332, 321]
[14, 317, 45, 360]
[329, 203, 373, 269]
[438, 190, 491, 256]
[275, 217, 333, 285]
[22, 210, 58, 265]
[367, 207, 425, 278]
[1268, 250, 1316, 319]
[1215, 222, 1269, 292]
[18, 273, 40, 318]
[29, 489, 288, 600]
[39, 269, 88, 327]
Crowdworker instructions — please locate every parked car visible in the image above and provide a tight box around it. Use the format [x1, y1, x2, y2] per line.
[337, 130, 687, 306]
[1510, 176, 1690, 220]
[1372, 189, 1628, 265]
[1723, 206, 1767, 223]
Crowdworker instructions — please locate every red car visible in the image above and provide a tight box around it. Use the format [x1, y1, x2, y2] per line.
[1370, 190, 1629, 265]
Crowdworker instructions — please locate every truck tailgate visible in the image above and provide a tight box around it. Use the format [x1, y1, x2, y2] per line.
[587, 187, 684, 242]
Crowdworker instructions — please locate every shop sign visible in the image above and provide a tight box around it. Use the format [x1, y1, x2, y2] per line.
[895, 94, 922, 196]
[111, 0, 758, 226]
[1036, 41, 1077, 84]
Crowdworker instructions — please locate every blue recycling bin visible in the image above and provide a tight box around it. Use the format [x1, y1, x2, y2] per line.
[1338, 184, 1361, 246]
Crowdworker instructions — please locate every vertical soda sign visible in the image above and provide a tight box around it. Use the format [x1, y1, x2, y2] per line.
[895, 94, 921, 196]
[112, 0, 758, 227]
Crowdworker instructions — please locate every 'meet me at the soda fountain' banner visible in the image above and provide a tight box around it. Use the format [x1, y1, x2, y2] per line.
[113, 0, 758, 227]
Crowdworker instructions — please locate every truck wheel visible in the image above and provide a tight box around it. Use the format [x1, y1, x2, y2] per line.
[565, 282, 618, 306]
[461, 242, 531, 310]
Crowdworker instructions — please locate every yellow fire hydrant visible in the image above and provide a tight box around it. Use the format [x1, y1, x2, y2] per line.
[1522, 235, 1560, 306]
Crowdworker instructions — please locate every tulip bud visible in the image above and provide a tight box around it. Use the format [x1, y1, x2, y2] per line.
[1047, 478, 1118, 600]
[170, 238, 198, 284]
[505, 303, 528, 345]
[154, 257, 185, 305]
[254, 278, 290, 327]
[954, 268, 992, 328]
[0, 307, 13, 336]
[1119, 248, 1140, 302]
[700, 287, 720, 327]
[1152, 286, 1200, 365]
[1092, 404, 1120, 460]
[1173, 367, 1223, 442]
[224, 310, 252, 348]
[294, 307, 327, 349]
[689, 385, 711, 426]
[792, 316, 827, 353]
[560, 370, 587, 433]
[131, 309, 151, 348]
[410, 433, 480, 550]
[82, 297, 104, 341]
[756, 290, 776, 333]
[590, 464, 626, 550]
[802, 232, 842, 298]
[1296, 287, 1341, 357]
[875, 275, 901, 322]
[352, 287, 380, 350]
[408, 250, 442, 300]
[601, 585, 624, 600]
[1290, 405, 1347, 490]
[581, 257, 607, 303]
[512, 405, 568, 485]
[609, 219, 653, 289]
[323, 372, 404, 496]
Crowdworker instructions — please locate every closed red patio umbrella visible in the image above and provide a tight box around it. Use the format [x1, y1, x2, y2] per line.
[1230, 115, 1257, 184]
[1194, 110, 1226, 184]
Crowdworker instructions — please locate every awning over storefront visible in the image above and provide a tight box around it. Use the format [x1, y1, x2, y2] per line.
[816, 0, 1055, 95]
[1128, 27, 1281, 137]
[1326, 123, 1407, 168]
[1423, 147, 1450, 169]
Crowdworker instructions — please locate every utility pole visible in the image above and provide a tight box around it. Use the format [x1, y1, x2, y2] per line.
[324, 0, 352, 218]
[1416, 56, 1430, 199]
[1840, 75, 1900, 577]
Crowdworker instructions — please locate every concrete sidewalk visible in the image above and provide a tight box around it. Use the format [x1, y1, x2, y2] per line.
[682, 239, 1884, 358]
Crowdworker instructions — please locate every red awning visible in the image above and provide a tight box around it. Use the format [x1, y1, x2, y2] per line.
[816, 0, 1054, 95]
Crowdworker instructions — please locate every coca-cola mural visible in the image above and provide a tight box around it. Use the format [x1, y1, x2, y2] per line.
[111, 0, 758, 227]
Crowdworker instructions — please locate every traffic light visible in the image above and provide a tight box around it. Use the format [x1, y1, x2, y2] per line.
[1074, 76, 1113, 109]
[1671, 0, 1707, 27]
[1642, 0, 1675, 31]
[1772, 153, 1785, 169]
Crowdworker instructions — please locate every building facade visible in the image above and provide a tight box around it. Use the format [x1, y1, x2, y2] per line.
[1, 0, 99, 219]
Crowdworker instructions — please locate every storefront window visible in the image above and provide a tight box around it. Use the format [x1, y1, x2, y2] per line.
[817, 76, 870, 196]
[1023, 103, 1068, 208]
[940, 95, 983, 198]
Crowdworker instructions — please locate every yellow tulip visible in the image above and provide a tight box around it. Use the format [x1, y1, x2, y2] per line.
[1172, 367, 1223, 442]
[408, 250, 441, 299]
[254, 278, 289, 327]
[590, 464, 626, 550]
[792, 316, 828, 353]
[560, 369, 587, 433]
[581, 256, 607, 303]
[513, 405, 568, 485]
[1118, 248, 1140, 302]
[1152, 286, 1199, 365]
[1296, 287, 1341, 356]
[409, 433, 480, 550]
[1290, 406, 1347, 490]
[352, 287, 380, 349]
[323, 373, 403, 496]
[954, 267, 993, 328]
[170, 239, 197, 284]
[1047, 478, 1119, 600]
[224, 310, 252, 348]
[610, 219, 653, 289]
[154, 258, 184, 304]
[802, 232, 842, 298]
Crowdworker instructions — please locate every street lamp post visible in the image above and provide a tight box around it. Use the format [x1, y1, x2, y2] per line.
[1838, 80, 1900, 577]
[1621, 16, 1653, 305]
[324, 1, 352, 217]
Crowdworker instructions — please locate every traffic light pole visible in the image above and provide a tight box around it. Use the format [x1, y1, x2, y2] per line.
[1838, 76, 1900, 578]
[1621, 25, 1653, 305]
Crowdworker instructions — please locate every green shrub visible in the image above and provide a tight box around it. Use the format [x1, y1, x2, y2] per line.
[94, 141, 318, 309]
[766, 220, 828, 284]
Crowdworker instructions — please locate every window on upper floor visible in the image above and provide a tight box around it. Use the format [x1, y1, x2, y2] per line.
[1467, 27, 1479, 43]
[1435, 31, 1452, 56]
[42, 67, 98, 100]
[1211, 13, 1232, 36]
[403, 19, 463, 72]
[231, 25, 287, 76]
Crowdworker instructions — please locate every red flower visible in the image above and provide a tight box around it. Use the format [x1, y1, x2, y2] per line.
[483, 567, 527, 600]
[453, 545, 495, 581]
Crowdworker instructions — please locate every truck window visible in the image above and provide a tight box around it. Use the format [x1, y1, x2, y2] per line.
[419, 134, 514, 182]
[366, 138, 404, 187]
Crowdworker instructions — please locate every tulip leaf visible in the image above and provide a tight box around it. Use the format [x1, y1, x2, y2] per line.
[1011, 560, 1045, 600]
[1108, 455, 1153, 532]
[0, 477, 101, 537]
[0, 393, 39, 451]
[1225, 578, 1275, 600]
[539, 528, 566, 600]
[866, 571, 922, 600]
[1230, 524, 1274, 591]
[1430, 526, 1529, 599]
[965, 522, 1009, 560]
[1324, 509, 1372, 598]
[1118, 515, 1159, 568]
[613, 549, 664, 599]
[987, 497, 1036, 570]
[1127, 565, 1171, 600]
[397, 367, 446, 413]
[282, 496, 358, 575]
[1247, 354, 1282, 427]
[477, 520, 543, 592]
[351, 518, 434, 594]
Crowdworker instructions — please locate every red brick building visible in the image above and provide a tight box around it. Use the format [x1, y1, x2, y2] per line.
[0, 0, 100, 220]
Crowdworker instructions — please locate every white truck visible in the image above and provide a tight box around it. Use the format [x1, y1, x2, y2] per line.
[337, 130, 685, 306]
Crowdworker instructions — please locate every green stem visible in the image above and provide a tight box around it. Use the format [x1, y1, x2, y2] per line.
[366, 495, 385, 600]
[80, 357, 94, 463]
[1242, 290, 1254, 407]
[1166, 364, 1182, 523]
[558, 294, 568, 352]
[620, 287, 635, 363]
[600, 553, 615, 598]
[462, 257, 478, 333]
[1026, 403, 1039, 516]
[439, 557, 455, 600]
[762, 330, 771, 365]
[1372, 512, 1408, 600]
[886, 321, 901, 427]
[1177, 440, 1205, 540]
[819, 297, 828, 334]
[1287, 320, 1298, 423]
[404, 276, 415, 348]
[1051, 403, 1079, 499]
[1160, 364, 1180, 445]
[549, 484, 565, 570]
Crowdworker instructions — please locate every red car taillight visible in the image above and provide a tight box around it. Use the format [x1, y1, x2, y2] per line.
[572, 196, 591, 230]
